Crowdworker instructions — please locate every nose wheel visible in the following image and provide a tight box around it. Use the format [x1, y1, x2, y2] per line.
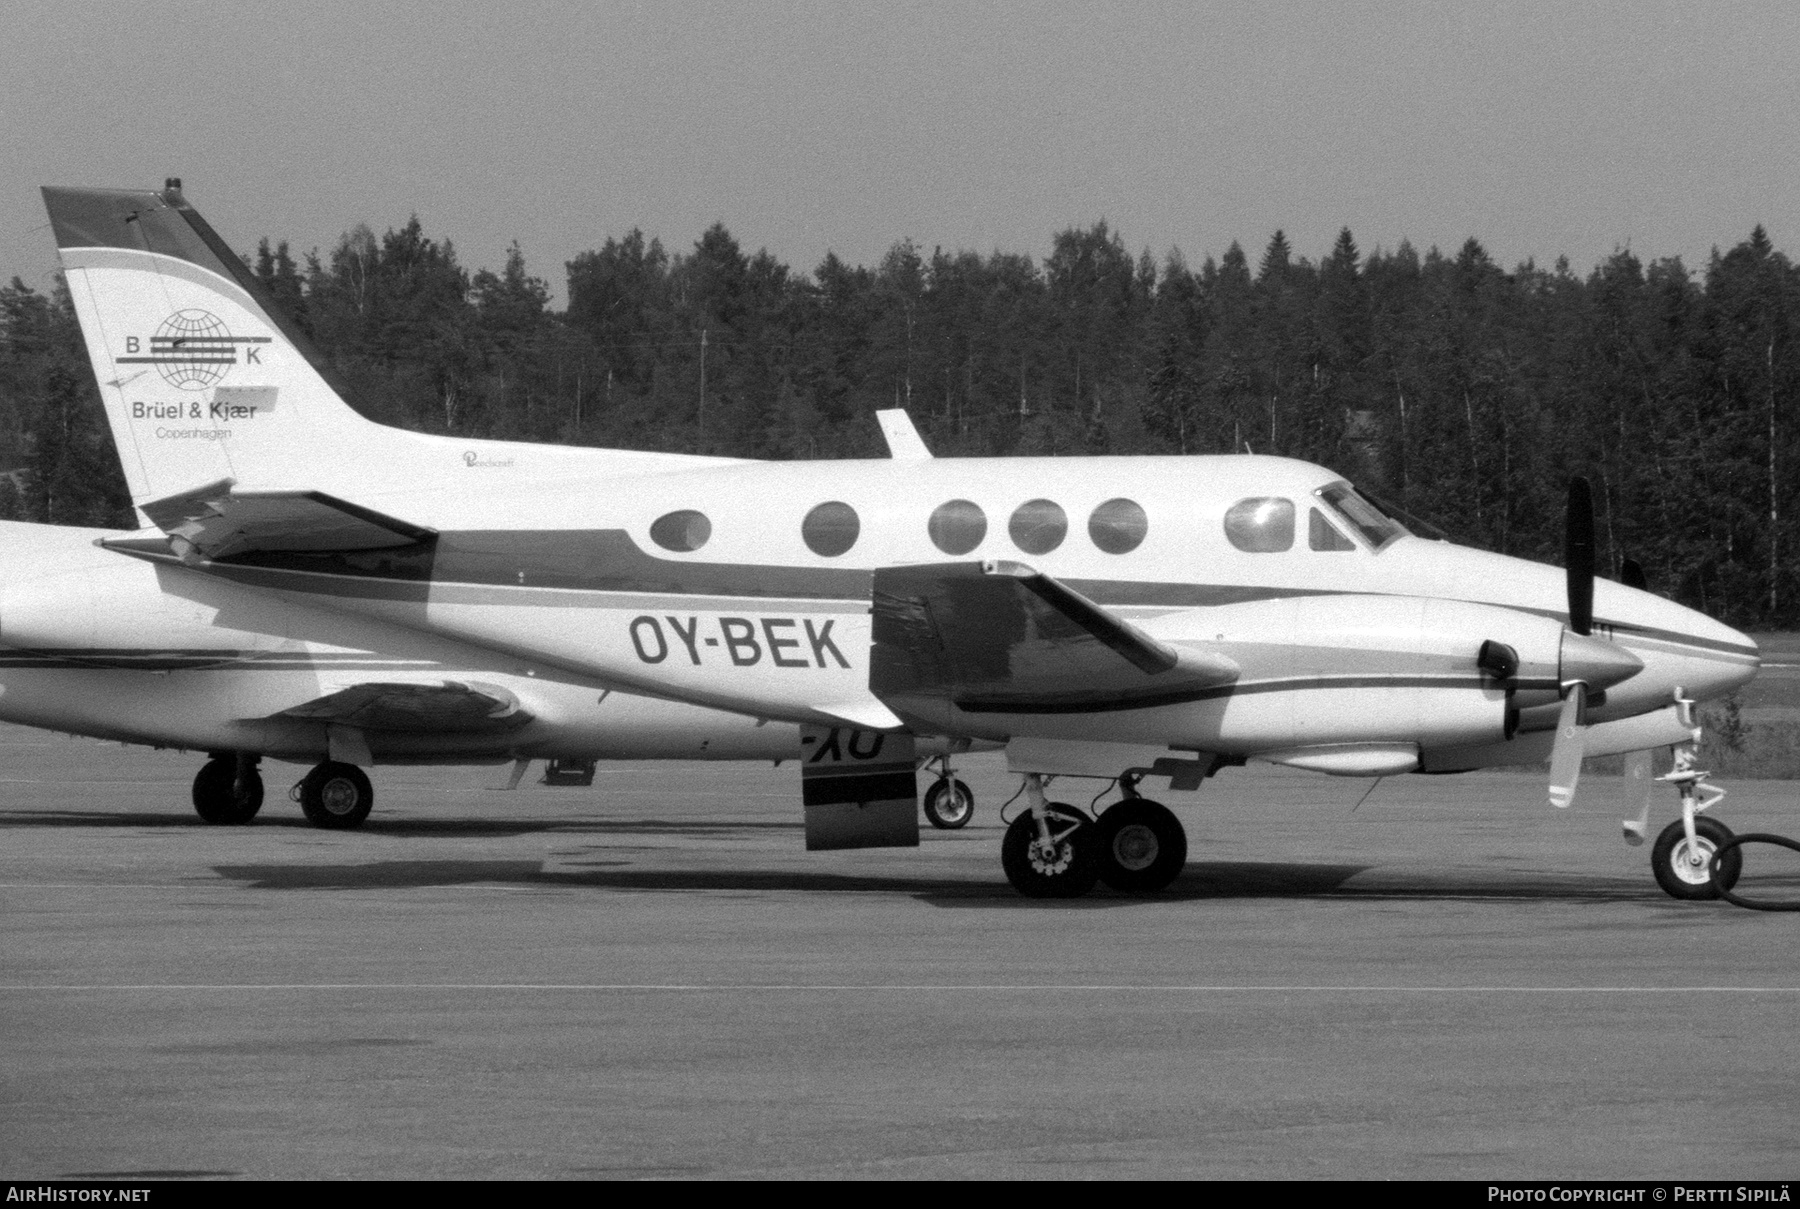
[1651, 816, 1742, 900]
[295, 761, 374, 829]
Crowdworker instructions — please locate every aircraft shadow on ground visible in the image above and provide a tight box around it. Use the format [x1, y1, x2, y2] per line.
[360, 817, 806, 839]
[204, 855, 1660, 906]
[0, 810, 804, 839]
[0, 809, 213, 829]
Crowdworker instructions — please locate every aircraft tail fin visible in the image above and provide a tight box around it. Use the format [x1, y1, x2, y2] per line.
[42, 180, 404, 514]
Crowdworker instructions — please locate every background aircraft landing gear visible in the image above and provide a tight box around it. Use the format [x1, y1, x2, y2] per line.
[923, 772, 974, 829]
[295, 761, 374, 829]
[1652, 816, 1742, 900]
[1094, 798, 1187, 894]
[192, 753, 263, 825]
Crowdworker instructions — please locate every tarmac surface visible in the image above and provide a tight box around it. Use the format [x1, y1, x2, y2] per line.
[3, 723, 1799, 1180]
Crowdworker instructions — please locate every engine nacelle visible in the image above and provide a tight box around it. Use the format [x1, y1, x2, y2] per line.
[1143, 594, 1573, 752]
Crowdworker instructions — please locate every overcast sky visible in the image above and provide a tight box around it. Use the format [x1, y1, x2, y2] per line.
[2, 1, 1795, 302]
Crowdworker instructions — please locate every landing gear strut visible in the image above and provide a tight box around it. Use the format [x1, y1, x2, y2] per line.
[922, 756, 974, 829]
[192, 753, 263, 825]
[295, 761, 374, 829]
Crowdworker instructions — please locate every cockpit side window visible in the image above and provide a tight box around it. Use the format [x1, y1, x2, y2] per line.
[1316, 483, 1407, 551]
[1308, 507, 1355, 551]
[1224, 497, 1294, 552]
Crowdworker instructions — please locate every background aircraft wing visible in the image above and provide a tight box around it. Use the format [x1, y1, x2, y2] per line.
[271, 680, 531, 733]
[870, 561, 1237, 722]
[135, 478, 435, 562]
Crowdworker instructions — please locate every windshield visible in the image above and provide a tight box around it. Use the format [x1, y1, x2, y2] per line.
[1316, 482, 1408, 551]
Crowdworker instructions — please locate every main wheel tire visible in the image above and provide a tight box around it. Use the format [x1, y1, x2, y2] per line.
[298, 761, 373, 830]
[1651, 816, 1742, 900]
[1095, 799, 1188, 893]
[923, 777, 975, 829]
[191, 757, 263, 825]
[1000, 803, 1099, 898]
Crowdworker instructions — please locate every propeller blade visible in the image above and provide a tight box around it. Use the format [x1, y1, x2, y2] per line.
[1566, 477, 1595, 636]
[1620, 749, 1654, 845]
[1619, 557, 1648, 592]
[1547, 688, 1587, 809]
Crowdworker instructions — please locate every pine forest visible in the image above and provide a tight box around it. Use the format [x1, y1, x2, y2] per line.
[1, 216, 1796, 626]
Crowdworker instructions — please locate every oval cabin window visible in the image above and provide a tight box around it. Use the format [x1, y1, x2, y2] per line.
[649, 509, 712, 552]
[1008, 499, 1067, 555]
[802, 501, 860, 557]
[928, 499, 987, 555]
[1223, 497, 1294, 552]
[1088, 498, 1148, 554]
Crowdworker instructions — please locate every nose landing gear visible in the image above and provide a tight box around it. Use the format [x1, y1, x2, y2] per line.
[1652, 815, 1742, 900]
[1647, 740, 1741, 901]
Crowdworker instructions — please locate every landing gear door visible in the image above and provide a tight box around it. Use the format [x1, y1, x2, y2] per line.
[799, 726, 919, 850]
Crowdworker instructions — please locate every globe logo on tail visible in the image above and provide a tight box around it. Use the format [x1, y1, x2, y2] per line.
[152, 309, 235, 391]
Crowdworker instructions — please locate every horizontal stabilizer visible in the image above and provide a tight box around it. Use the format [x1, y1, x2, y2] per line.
[814, 699, 907, 732]
[870, 561, 1237, 722]
[132, 479, 434, 562]
[273, 680, 530, 734]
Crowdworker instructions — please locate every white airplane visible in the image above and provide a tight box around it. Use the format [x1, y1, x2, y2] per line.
[25, 179, 1760, 899]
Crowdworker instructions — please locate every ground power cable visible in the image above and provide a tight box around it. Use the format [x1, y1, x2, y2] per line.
[1711, 833, 1800, 912]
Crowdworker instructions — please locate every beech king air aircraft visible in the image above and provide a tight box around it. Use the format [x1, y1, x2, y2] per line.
[23, 180, 1762, 899]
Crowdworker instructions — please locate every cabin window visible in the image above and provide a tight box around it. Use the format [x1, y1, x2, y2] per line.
[929, 499, 987, 555]
[1316, 482, 1407, 550]
[1224, 497, 1294, 552]
[1008, 498, 1067, 555]
[649, 509, 711, 552]
[802, 501, 860, 557]
[1309, 507, 1355, 551]
[1088, 498, 1148, 554]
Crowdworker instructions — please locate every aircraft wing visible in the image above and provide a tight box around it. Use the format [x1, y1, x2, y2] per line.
[870, 561, 1237, 723]
[135, 478, 435, 562]
[272, 680, 531, 733]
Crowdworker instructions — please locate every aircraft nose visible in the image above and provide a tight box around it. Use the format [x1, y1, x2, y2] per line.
[1719, 622, 1761, 692]
[1662, 608, 1759, 703]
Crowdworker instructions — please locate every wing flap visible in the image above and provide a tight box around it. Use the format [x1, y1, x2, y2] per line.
[273, 680, 530, 733]
[134, 478, 434, 562]
[870, 561, 1237, 720]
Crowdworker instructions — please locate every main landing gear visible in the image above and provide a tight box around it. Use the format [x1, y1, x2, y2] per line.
[294, 761, 375, 829]
[1001, 772, 1188, 898]
[188, 754, 375, 830]
[191, 753, 264, 825]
